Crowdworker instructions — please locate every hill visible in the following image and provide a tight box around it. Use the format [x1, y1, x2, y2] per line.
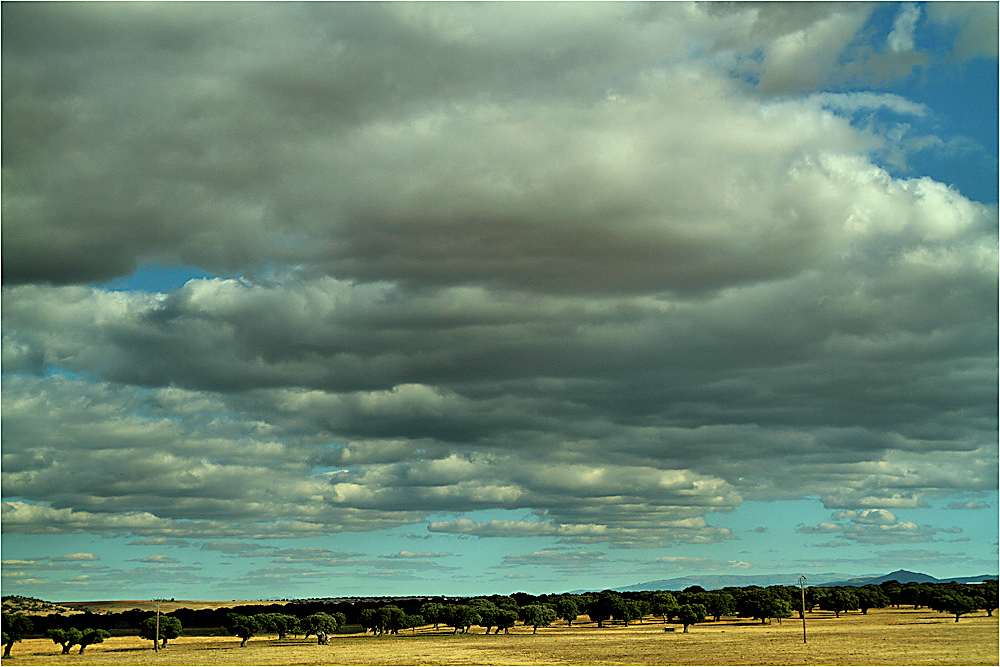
[1, 595, 79, 616]
[600, 570, 998, 592]
[586, 572, 858, 593]
[822, 570, 999, 587]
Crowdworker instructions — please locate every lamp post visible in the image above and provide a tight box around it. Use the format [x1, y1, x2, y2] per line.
[798, 576, 807, 644]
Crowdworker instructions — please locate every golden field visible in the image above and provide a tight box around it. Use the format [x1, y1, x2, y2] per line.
[3, 607, 997, 666]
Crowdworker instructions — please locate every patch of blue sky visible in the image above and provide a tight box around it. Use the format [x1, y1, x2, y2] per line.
[99, 264, 219, 293]
[886, 57, 999, 203]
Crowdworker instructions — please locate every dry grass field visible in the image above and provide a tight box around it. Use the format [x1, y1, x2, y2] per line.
[4, 608, 996, 666]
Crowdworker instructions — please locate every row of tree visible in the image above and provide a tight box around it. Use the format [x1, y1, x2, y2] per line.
[3, 579, 995, 657]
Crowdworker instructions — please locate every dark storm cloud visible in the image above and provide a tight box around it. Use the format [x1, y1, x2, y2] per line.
[2, 3, 996, 548]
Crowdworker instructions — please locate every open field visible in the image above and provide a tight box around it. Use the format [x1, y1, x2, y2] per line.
[3, 608, 997, 666]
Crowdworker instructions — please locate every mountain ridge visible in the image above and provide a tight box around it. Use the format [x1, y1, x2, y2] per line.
[586, 570, 998, 593]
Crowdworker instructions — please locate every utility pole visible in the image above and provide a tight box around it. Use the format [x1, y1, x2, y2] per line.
[798, 576, 807, 644]
[153, 598, 163, 652]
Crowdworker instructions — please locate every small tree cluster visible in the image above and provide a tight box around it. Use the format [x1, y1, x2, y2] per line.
[139, 615, 182, 649]
[47, 627, 112, 654]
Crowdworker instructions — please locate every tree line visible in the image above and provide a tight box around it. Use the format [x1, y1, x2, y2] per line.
[2, 579, 996, 657]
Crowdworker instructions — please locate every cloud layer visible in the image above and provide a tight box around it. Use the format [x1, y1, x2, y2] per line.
[2, 3, 997, 556]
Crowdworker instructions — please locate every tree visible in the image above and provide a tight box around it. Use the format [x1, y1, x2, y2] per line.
[676, 603, 707, 633]
[806, 586, 828, 613]
[820, 588, 859, 618]
[493, 607, 519, 635]
[931, 591, 980, 622]
[302, 612, 339, 643]
[975, 581, 998, 616]
[420, 602, 446, 630]
[2, 613, 33, 658]
[880, 581, 903, 608]
[77, 628, 111, 654]
[402, 614, 425, 634]
[553, 597, 579, 627]
[139, 615, 182, 648]
[587, 591, 628, 628]
[443, 604, 479, 634]
[376, 606, 407, 635]
[620, 600, 643, 626]
[359, 608, 378, 634]
[48, 627, 83, 654]
[224, 613, 261, 647]
[258, 613, 301, 640]
[649, 592, 679, 623]
[470, 599, 501, 634]
[519, 605, 557, 634]
[856, 586, 891, 615]
[704, 592, 736, 622]
[899, 583, 930, 609]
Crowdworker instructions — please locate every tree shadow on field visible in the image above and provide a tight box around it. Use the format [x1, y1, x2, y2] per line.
[716, 621, 784, 627]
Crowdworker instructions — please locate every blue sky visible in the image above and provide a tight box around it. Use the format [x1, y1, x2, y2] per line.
[3, 2, 997, 601]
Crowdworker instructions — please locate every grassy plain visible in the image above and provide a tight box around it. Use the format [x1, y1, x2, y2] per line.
[4, 607, 997, 666]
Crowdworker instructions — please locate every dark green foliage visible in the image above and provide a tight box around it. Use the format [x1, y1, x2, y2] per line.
[879, 581, 903, 607]
[493, 607, 519, 634]
[676, 603, 707, 633]
[258, 612, 302, 640]
[553, 596, 579, 627]
[224, 613, 261, 647]
[806, 586, 828, 612]
[402, 614, 424, 633]
[704, 592, 736, 621]
[519, 604, 557, 634]
[48, 627, 83, 654]
[443, 604, 479, 634]
[470, 599, 501, 634]
[77, 628, 111, 654]
[931, 590, 980, 622]
[2, 613, 33, 658]
[587, 591, 629, 628]
[732, 587, 794, 624]
[975, 581, 998, 616]
[139, 615, 182, 648]
[376, 605, 407, 635]
[358, 608, 377, 634]
[649, 591, 680, 622]
[420, 602, 446, 630]
[820, 588, 860, 618]
[302, 612, 344, 642]
[856, 586, 891, 614]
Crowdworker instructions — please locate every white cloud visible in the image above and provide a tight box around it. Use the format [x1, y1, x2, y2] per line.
[888, 4, 921, 53]
[797, 509, 960, 544]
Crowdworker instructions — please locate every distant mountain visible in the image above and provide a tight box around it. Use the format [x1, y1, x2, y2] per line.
[590, 569, 998, 593]
[586, 572, 858, 593]
[822, 570, 999, 587]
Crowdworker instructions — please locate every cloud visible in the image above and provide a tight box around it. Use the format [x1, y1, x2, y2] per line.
[647, 556, 752, 572]
[796, 509, 961, 545]
[888, 4, 921, 53]
[131, 555, 180, 564]
[129, 538, 191, 548]
[926, 3, 999, 60]
[946, 501, 990, 511]
[380, 551, 454, 560]
[1, 3, 996, 556]
[52, 552, 100, 562]
[494, 550, 608, 573]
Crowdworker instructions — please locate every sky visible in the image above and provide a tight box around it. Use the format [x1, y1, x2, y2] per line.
[2, 2, 998, 602]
